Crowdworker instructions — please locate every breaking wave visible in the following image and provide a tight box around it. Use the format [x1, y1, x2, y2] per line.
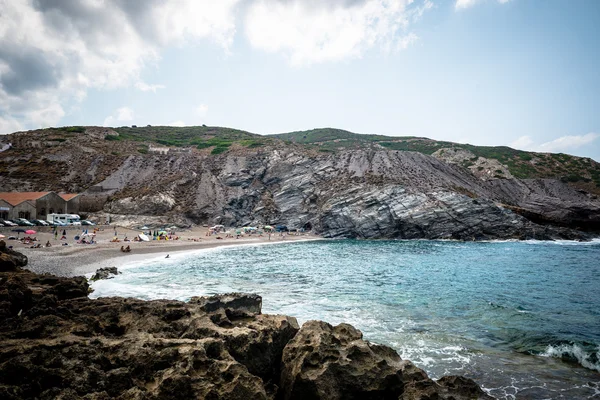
[541, 343, 600, 372]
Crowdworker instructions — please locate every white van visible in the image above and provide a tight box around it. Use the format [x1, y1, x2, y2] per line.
[47, 213, 81, 225]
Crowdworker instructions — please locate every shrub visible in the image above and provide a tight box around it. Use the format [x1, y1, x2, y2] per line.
[66, 126, 86, 133]
[211, 146, 229, 155]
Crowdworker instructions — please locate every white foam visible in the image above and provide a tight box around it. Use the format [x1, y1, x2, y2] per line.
[523, 238, 600, 246]
[541, 343, 600, 372]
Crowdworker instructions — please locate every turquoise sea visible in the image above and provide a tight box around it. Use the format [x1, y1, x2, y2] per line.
[90, 239, 600, 399]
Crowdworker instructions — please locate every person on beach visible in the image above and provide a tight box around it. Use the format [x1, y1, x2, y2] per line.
[45, 241, 51, 247]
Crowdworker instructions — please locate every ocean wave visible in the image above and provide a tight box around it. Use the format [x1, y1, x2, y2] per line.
[541, 343, 600, 372]
[523, 238, 600, 246]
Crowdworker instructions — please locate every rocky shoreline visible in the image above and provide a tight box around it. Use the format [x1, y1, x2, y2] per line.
[0, 242, 492, 399]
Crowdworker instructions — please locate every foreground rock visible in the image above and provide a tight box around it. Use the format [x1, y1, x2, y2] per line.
[0, 249, 492, 399]
[280, 321, 491, 400]
[0, 240, 27, 272]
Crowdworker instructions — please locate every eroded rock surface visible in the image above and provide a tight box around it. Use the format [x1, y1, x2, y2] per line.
[0, 240, 28, 272]
[0, 248, 494, 399]
[90, 266, 121, 281]
[280, 321, 492, 400]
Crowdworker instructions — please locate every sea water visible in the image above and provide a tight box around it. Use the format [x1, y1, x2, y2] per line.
[90, 239, 600, 399]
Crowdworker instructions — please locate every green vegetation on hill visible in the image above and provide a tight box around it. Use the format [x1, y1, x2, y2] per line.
[109, 126, 275, 153]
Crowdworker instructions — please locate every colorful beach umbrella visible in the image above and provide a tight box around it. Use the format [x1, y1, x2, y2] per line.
[25, 229, 36, 235]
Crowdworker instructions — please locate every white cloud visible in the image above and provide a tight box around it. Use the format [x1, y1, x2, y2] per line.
[135, 82, 166, 93]
[510, 135, 534, 149]
[0, 116, 23, 133]
[537, 133, 599, 153]
[169, 120, 186, 127]
[0, 0, 433, 133]
[195, 104, 209, 117]
[244, 0, 427, 66]
[0, 0, 240, 133]
[103, 107, 135, 127]
[455, 0, 512, 10]
[510, 133, 600, 154]
[116, 107, 134, 121]
[455, 0, 479, 9]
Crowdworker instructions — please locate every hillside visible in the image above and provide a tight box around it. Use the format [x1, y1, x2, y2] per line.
[1, 125, 599, 239]
[273, 128, 600, 191]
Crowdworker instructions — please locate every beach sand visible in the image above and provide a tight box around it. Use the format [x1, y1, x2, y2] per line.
[3, 225, 321, 277]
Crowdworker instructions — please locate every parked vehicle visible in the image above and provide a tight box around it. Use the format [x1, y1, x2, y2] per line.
[47, 213, 80, 225]
[31, 219, 50, 226]
[0, 219, 17, 227]
[47, 220, 67, 226]
[12, 219, 34, 226]
[81, 220, 96, 226]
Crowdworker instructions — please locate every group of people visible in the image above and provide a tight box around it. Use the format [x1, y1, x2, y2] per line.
[120, 245, 131, 253]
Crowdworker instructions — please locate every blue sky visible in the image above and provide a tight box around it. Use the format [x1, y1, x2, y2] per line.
[1, 0, 599, 160]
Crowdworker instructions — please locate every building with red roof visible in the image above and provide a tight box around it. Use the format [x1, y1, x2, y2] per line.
[0, 192, 80, 221]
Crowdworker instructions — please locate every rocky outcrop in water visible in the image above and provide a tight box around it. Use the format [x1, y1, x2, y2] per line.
[0, 248, 493, 399]
[90, 266, 121, 281]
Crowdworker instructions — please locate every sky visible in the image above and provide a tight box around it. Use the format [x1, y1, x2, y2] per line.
[1, 0, 599, 160]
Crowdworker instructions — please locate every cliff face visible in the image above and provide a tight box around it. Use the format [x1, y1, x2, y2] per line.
[0, 246, 492, 400]
[92, 149, 600, 240]
[1, 127, 599, 240]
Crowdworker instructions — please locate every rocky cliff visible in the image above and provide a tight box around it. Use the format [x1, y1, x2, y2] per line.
[0, 244, 492, 399]
[1, 126, 599, 240]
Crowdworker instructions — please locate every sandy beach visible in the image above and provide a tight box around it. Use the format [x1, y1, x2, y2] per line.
[2, 225, 321, 277]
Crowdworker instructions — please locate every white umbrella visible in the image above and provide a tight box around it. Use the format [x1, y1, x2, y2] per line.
[138, 233, 150, 242]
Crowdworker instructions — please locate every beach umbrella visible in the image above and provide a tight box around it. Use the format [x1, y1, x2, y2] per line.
[62, 229, 66, 236]
[0, 234, 5, 238]
[140, 226, 149, 230]
[11, 228, 26, 233]
[25, 229, 36, 235]
[158, 230, 168, 235]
